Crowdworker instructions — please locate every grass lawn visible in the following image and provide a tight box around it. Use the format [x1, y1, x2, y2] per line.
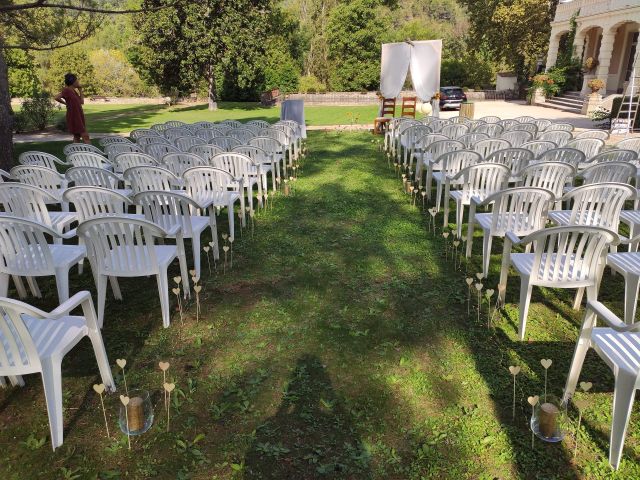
[1, 132, 639, 479]
[39, 102, 382, 134]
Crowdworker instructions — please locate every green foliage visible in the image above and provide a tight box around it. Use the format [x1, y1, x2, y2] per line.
[89, 49, 156, 97]
[441, 52, 496, 89]
[6, 49, 40, 98]
[326, 0, 389, 91]
[19, 92, 59, 131]
[41, 46, 96, 95]
[530, 69, 565, 98]
[263, 43, 300, 94]
[298, 75, 327, 94]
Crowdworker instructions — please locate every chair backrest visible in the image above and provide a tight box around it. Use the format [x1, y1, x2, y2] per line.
[448, 116, 472, 125]
[509, 123, 538, 136]
[0, 169, 11, 182]
[579, 162, 636, 185]
[416, 134, 449, 152]
[188, 144, 225, 163]
[174, 136, 206, 152]
[144, 143, 180, 161]
[248, 137, 283, 156]
[426, 140, 465, 160]
[161, 153, 204, 177]
[522, 226, 617, 286]
[228, 128, 256, 144]
[130, 128, 160, 140]
[546, 122, 575, 133]
[537, 130, 572, 146]
[520, 140, 557, 158]
[566, 138, 605, 160]
[208, 136, 242, 151]
[163, 127, 192, 142]
[63, 143, 104, 156]
[0, 216, 58, 279]
[425, 118, 450, 133]
[191, 121, 216, 130]
[259, 128, 290, 147]
[459, 132, 489, 148]
[441, 123, 470, 140]
[473, 138, 511, 158]
[515, 116, 535, 123]
[232, 145, 268, 164]
[479, 116, 500, 124]
[134, 191, 201, 238]
[616, 137, 640, 153]
[500, 130, 533, 148]
[150, 123, 170, 132]
[114, 152, 158, 173]
[220, 120, 242, 128]
[65, 166, 121, 189]
[538, 147, 585, 168]
[497, 119, 518, 130]
[104, 143, 143, 162]
[531, 119, 552, 131]
[194, 128, 222, 141]
[0, 184, 57, 230]
[433, 150, 482, 178]
[78, 217, 166, 276]
[473, 123, 504, 137]
[485, 148, 534, 176]
[453, 163, 511, 203]
[419, 115, 439, 125]
[18, 151, 66, 170]
[380, 98, 396, 117]
[165, 120, 186, 128]
[183, 166, 236, 206]
[246, 120, 271, 129]
[67, 151, 113, 169]
[10, 165, 65, 198]
[575, 129, 609, 140]
[136, 135, 172, 147]
[562, 182, 636, 231]
[519, 161, 576, 199]
[401, 125, 433, 148]
[99, 136, 133, 147]
[588, 149, 638, 164]
[484, 187, 554, 236]
[401, 96, 417, 118]
[123, 166, 179, 194]
[211, 153, 255, 180]
[63, 186, 131, 222]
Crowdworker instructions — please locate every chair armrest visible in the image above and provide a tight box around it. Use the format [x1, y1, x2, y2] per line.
[48, 291, 93, 319]
[586, 300, 640, 332]
[164, 224, 182, 237]
[619, 233, 640, 245]
[505, 231, 522, 246]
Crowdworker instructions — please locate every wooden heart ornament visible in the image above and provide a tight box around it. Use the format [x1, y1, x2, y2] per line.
[475, 272, 484, 280]
[173, 276, 182, 284]
[93, 383, 106, 394]
[189, 269, 196, 277]
[172, 287, 180, 295]
[116, 359, 127, 369]
[486, 289, 495, 297]
[465, 277, 473, 286]
[474, 283, 483, 291]
[580, 381, 593, 392]
[159, 361, 170, 372]
[223, 246, 230, 252]
[120, 395, 130, 406]
[164, 382, 176, 393]
[527, 395, 539, 406]
[194, 285, 202, 293]
[508, 366, 521, 376]
[203, 246, 210, 252]
[541, 359, 553, 369]
[208, 241, 215, 248]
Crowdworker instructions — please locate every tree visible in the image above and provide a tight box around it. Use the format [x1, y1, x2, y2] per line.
[90, 49, 153, 97]
[41, 45, 96, 95]
[0, 1, 169, 170]
[325, 0, 390, 91]
[6, 48, 39, 97]
[129, 0, 272, 109]
[458, 0, 558, 81]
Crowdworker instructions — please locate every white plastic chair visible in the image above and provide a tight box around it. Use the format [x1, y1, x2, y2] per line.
[538, 130, 572, 146]
[104, 143, 143, 163]
[423, 139, 465, 194]
[259, 129, 292, 172]
[566, 138, 606, 164]
[233, 145, 274, 193]
[426, 119, 450, 133]
[248, 137, 285, 188]
[562, 300, 640, 469]
[517, 161, 576, 201]
[130, 128, 160, 140]
[0, 292, 114, 449]
[0, 217, 85, 302]
[616, 137, 640, 153]
[78, 217, 189, 328]
[174, 136, 205, 152]
[430, 150, 482, 213]
[498, 226, 618, 340]
[150, 123, 170, 132]
[211, 152, 257, 215]
[500, 130, 532, 148]
[11, 165, 68, 208]
[63, 144, 103, 156]
[162, 153, 204, 177]
[188, 144, 225, 164]
[546, 122, 575, 133]
[509, 123, 538, 136]
[473, 138, 511, 159]
[607, 234, 640, 323]
[136, 135, 171, 147]
[65, 166, 122, 190]
[473, 123, 504, 137]
[228, 128, 256, 144]
[98, 136, 133, 147]
[114, 152, 159, 174]
[441, 123, 469, 140]
[220, 120, 242, 128]
[0, 169, 11, 182]
[497, 119, 518, 130]
[515, 116, 535, 123]
[576, 162, 636, 187]
[19, 152, 67, 170]
[135, 191, 216, 279]
[582, 149, 638, 168]
[400, 124, 432, 168]
[165, 120, 186, 128]
[194, 128, 224, 141]
[208, 136, 242, 152]
[123, 166, 181, 195]
[532, 119, 552, 131]
[67, 152, 113, 170]
[163, 127, 192, 142]
[484, 148, 534, 181]
[479, 116, 501, 124]
[183, 166, 241, 240]
[520, 140, 557, 158]
[443, 163, 510, 238]
[466, 187, 554, 277]
[247, 120, 271, 129]
[144, 143, 180, 162]
[575, 129, 610, 140]
[458, 132, 489, 148]
[538, 147, 585, 169]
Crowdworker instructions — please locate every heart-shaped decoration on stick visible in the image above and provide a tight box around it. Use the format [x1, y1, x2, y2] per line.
[173, 276, 182, 285]
[486, 289, 495, 298]
[93, 383, 106, 394]
[120, 395, 131, 449]
[541, 358, 552, 402]
[159, 362, 170, 372]
[476, 272, 484, 280]
[194, 285, 202, 293]
[120, 395, 130, 406]
[172, 287, 180, 295]
[509, 366, 521, 376]
[540, 359, 552, 369]
[116, 359, 128, 395]
[509, 366, 520, 420]
[580, 381, 593, 392]
[189, 269, 196, 277]
[465, 278, 473, 286]
[164, 382, 175, 392]
[93, 383, 109, 438]
[527, 395, 539, 406]
[223, 246, 229, 252]
[164, 382, 176, 432]
[116, 359, 126, 369]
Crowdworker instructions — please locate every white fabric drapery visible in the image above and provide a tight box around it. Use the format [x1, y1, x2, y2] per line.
[379, 39, 442, 102]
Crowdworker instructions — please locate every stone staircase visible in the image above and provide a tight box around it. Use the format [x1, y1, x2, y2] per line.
[541, 91, 583, 114]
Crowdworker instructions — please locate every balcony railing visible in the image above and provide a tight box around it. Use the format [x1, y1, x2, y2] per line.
[554, 0, 638, 23]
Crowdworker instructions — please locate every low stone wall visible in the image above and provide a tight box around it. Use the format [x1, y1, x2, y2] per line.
[284, 90, 516, 105]
[10, 96, 169, 106]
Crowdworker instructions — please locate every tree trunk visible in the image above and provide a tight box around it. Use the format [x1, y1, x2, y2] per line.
[0, 42, 15, 171]
[207, 64, 217, 111]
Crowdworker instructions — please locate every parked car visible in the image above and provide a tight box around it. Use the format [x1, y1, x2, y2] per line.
[439, 87, 467, 110]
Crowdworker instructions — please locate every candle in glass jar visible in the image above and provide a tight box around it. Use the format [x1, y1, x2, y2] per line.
[539, 402, 559, 438]
[127, 396, 145, 432]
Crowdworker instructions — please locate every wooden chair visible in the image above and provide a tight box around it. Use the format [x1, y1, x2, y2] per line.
[401, 96, 417, 118]
[373, 98, 396, 135]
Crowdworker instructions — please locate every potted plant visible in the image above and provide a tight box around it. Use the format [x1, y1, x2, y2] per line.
[586, 78, 605, 94]
[582, 57, 599, 73]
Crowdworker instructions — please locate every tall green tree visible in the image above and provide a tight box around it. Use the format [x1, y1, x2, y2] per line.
[129, 0, 272, 109]
[6, 49, 39, 97]
[458, 0, 558, 80]
[41, 45, 97, 95]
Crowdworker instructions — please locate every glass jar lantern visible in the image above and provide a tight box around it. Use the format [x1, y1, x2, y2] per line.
[119, 389, 154, 435]
[530, 394, 568, 442]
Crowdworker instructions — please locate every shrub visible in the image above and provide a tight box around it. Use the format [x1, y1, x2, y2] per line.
[12, 111, 29, 133]
[20, 92, 58, 131]
[298, 75, 326, 94]
[530, 68, 565, 98]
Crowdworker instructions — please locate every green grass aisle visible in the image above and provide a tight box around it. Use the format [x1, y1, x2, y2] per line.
[1, 133, 639, 479]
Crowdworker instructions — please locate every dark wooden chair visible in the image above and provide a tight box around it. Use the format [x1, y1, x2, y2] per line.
[401, 96, 417, 118]
[373, 97, 396, 134]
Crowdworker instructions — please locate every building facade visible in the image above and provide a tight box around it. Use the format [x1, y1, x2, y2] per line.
[546, 0, 640, 95]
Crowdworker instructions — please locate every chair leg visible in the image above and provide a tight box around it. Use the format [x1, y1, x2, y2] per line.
[109, 277, 122, 301]
[95, 274, 108, 328]
[623, 274, 640, 324]
[12, 276, 28, 299]
[54, 267, 70, 303]
[482, 233, 493, 278]
[609, 371, 637, 470]
[193, 235, 202, 279]
[227, 202, 235, 241]
[455, 201, 464, 239]
[518, 278, 533, 340]
[86, 329, 115, 391]
[573, 287, 585, 310]
[156, 270, 171, 328]
[562, 325, 593, 404]
[0, 273, 9, 297]
[208, 212, 220, 260]
[435, 181, 443, 213]
[40, 358, 63, 450]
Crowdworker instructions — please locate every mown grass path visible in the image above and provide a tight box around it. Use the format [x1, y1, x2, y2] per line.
[1, 132, 639, 479]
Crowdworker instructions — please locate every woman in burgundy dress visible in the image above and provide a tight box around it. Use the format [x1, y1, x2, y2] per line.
[54, 73, 90, 143]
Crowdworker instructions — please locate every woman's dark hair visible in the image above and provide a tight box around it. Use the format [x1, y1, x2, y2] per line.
[64, 73, 77, 86]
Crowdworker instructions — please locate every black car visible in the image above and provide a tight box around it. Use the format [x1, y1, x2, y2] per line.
[439, 87, 467, 110]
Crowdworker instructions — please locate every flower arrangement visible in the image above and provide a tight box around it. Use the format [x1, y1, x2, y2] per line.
[586, 78, 605, 93]
[530, 72, 563, 98]
[583, 57, 598, 72]
[431, 92, 441, 100]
